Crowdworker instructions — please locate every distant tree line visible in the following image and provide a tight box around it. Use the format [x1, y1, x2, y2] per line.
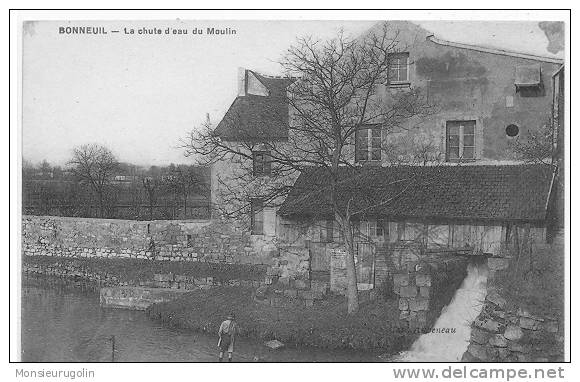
[23, 144, 211, 220]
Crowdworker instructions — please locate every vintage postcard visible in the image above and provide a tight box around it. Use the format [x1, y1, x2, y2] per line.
[11, 10, 568, 369]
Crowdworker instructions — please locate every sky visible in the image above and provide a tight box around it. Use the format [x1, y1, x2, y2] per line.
[21, 19, 564, 167]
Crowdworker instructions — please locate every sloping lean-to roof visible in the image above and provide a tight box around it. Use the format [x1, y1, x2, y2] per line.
[278, 164, 555, 223]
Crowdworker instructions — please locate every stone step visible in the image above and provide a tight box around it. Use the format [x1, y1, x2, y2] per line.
[100, 286, 190, 310]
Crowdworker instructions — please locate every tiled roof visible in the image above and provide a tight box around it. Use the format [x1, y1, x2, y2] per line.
[214, 73, 293, 141]
[278, 164, 555, 223]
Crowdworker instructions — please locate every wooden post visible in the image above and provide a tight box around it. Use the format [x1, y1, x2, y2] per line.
[513, 226, 520, 257]
[111, 335, 115, 362]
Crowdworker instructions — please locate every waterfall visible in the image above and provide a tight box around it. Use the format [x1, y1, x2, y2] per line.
[395, 261, 489, 362]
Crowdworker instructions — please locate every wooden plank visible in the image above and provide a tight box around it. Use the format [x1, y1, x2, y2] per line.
[403, 223, 423, 241]
[389, 222, 398, 243]
[427, 224, 449, 248]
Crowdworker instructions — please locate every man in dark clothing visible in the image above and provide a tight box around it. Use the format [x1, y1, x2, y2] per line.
[218, 314, 237, 362]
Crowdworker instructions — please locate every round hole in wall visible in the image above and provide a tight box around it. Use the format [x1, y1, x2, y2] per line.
[506, 124, 519, 137]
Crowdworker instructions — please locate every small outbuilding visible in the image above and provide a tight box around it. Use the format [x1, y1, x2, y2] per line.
[277, 164, 557, 289]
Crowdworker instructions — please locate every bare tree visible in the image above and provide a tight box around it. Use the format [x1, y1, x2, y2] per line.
[182, 24, 435, 313]
[165, 164, 210, 219]
[508, 117, 554, 164]
[39, 159, 52, 179]
[68, 144, 118, 218]
[382, 133, 444, 166]
[22, 158, 36, 179]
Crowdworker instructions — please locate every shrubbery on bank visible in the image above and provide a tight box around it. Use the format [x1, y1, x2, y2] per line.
[146, 286, 413, 352]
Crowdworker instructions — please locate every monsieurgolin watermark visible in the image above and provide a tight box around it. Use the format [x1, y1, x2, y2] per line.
[16, 368, 95, 379]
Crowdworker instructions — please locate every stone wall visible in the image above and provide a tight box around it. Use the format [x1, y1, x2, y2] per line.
[255, 243, 330, 307]
[267, 244, 310, 285]
[254, 280, 330, 308]
[462, 245, 565, 362]
[23, 262, 265, 290]
[22, 215, 273, 265]
[393, 256, 468, 330]
[463, 290, 562, 362]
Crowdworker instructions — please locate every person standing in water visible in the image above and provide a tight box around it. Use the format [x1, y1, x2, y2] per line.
[218, 314, 237, 362]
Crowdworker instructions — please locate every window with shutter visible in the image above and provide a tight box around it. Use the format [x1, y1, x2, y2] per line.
[250, 199, 264, 235]
[355, 126, 382, 163]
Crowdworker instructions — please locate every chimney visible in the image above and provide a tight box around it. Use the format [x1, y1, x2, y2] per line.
[237, 67, 247, 96]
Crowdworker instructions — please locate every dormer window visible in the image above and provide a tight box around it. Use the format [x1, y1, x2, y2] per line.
[252, 151, 271, 176]
[388, 52, 410, 85]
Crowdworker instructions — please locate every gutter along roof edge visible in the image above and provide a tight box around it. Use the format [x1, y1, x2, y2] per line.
[427, 35, 564, 64]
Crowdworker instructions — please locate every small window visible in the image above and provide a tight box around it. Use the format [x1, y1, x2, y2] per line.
[320, 219, 334, 243]
[506, 124, 519, 137]
[446, 120, 476, 162]
[252, 151, 271, 176]
[250, 199, 264, 235]
[186, 234, 193, 247]
[355, 126, 382, 162]
[369, 219, 388, 238]
[388, 53, 410, 84]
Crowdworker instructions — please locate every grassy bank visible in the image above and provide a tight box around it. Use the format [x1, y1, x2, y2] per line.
[146, 286, 413, 352]
[23, 255, 266, 284]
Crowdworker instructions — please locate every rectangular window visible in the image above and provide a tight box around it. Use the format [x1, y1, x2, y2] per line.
[355, 126, 381, 162]
[369, 219, 388, 238]
[252, 151, 271, 176]
[389, 53, 409, 84]
[250, 199, 264, 235]
[371, 128, 382, 161]
[355, 129, 368, 162]
[446, 120, 476, 161]
[320, 219, 334, 243]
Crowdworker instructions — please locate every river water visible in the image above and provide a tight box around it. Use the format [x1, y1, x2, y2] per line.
[394, 262, 489, 362]
[22, 263, 487, 363]
[20, 278, 380, 362]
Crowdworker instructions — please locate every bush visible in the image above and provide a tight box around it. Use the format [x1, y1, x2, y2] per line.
[146, 286, 413, 352]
